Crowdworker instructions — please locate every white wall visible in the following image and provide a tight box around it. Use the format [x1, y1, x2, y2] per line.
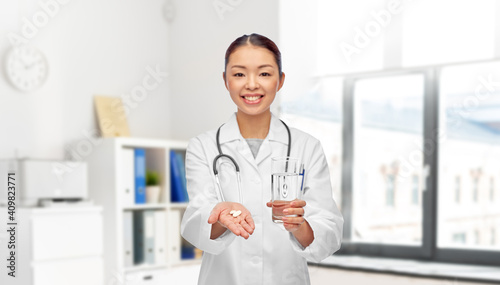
[168, 0, 280, 140]
[0, 0, 170, 160]
[0, 0, 280, 158]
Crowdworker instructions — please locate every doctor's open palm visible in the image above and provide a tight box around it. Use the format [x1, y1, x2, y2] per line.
[208, 202, 255, 240]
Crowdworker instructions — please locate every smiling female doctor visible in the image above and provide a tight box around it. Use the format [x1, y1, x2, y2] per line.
[180, 33, 343, 285]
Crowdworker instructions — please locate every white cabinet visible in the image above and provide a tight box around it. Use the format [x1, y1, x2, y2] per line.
[0, 207, 103, 285]
[86, 137, 197, 285]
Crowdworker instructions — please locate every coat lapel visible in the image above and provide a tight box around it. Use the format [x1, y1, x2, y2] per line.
[255, 114, 289, 165]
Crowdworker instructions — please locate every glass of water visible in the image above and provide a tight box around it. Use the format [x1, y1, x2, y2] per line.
[271, 157, 302, 223]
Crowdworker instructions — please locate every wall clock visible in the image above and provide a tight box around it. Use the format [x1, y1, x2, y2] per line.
[5, 44, 49, 92]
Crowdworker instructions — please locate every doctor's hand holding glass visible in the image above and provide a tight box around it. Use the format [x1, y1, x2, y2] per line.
[180, 33, 343, 285]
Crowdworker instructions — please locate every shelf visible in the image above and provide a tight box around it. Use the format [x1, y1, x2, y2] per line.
[87, 137, 191, 284]
[173, 258, 202, 267]
[124, 263, 168, 273]
[169, 202, 189, 209]
[122, 203, 169, 210]
[116, 137, 187, 150]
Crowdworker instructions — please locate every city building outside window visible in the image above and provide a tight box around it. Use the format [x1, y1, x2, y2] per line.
[490, 177, 495, 202]
[412, 174, 419, 205]
[386, 174, 395, 207]
[472, 176, 480, 203]
[455, 176, 461, 204]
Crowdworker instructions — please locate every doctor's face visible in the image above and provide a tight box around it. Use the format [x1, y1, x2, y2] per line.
[223, 45, 285, 118]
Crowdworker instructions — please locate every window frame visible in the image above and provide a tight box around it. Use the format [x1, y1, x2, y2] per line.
[338, 64, 500, 266]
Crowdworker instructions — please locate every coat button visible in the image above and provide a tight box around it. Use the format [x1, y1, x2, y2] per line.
[250, 255, 261, 265]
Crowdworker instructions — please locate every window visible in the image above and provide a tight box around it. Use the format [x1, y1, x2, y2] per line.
[280, 0, 500, 266]
[438, 62, 500, 255]
[340, 62, 500, 263]
[453, 233, 467, 244]
[350, 73, 424, 246]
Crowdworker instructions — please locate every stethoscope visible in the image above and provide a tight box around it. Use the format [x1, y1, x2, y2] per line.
[212, 120, 291, 203]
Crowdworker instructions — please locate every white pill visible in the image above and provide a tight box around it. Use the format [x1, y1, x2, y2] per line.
[229, 210, 236, 215]
[232, 210, 242, 217]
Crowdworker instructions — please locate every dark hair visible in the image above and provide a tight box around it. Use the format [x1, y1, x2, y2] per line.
[224, 33, 282, 78]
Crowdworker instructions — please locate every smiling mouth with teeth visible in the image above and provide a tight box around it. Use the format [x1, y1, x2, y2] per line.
[243, 95, 264, 101]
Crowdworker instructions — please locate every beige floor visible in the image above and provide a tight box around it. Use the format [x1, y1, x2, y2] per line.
[165, 264, 490, 284]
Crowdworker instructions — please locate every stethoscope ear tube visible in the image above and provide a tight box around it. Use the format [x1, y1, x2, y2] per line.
[280, 119, 291, 158]
[213, 153, 241, 203]
[213, 154, 240, 175]
[214, 174, 225, 202]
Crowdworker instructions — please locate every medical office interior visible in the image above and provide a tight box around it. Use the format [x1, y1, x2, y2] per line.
[0, 0, 500, 284]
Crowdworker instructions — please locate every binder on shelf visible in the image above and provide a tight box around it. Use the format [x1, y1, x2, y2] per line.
[168, 210, 181, 264]
[123, 211, 134, 267]
[133, 210, 155, 265]
[170, 150, 188, 202]
[181, 246, 195, 260]
[174, 151, 188, 201]
[194, 248, 203, 259]
[133, 211, 145, 264]
[181, 234, 199, 260]
[122, 148, 135, 206]
[144, 210, 155, 264]
[135, 148, 146, 204]
[154, 210, 167, 265]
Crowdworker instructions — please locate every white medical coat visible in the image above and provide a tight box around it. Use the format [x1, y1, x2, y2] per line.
[180, 113, 343, 285]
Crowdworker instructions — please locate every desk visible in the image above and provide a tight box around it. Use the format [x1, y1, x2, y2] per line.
[0, 206, 103, 285]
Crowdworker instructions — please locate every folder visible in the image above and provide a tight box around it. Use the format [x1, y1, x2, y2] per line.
[181, 246, 195, 259]
[168, 210, 181, 264]
[174, 151, 189, 202]
[133, 211, 144, 264]
[122, 148, 135, 206]
[154, 210, 167, 265]
[134, 148, 146, 204]
[170, 150, 186, 202]
[123, 211, 134, 267]
[144, 210, 155, 264]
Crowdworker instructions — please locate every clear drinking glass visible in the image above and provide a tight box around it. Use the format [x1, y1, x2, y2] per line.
[271, 157, 302, 223]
